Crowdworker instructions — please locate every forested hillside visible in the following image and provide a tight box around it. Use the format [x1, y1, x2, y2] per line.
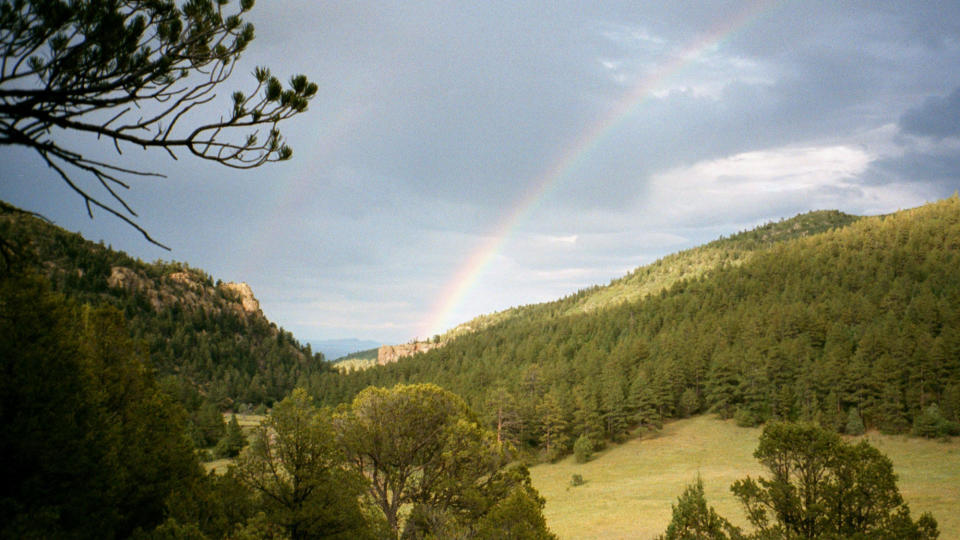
[309, 198, 960, 459]
[439, 209, 859, 339]
[0, 203, 332, 412]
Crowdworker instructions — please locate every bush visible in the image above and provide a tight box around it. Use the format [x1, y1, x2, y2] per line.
[678, 388, 700, 418]
[913, 404, 960, 439]
[734, 408, 760, 427]
[573, 434, 593, 463]
[570, 474, 585, 487]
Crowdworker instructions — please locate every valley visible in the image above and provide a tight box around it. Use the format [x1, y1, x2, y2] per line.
[5, 198, 960, 538]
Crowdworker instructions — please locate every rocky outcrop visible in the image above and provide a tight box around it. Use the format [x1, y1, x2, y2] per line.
[220, 282, 260, 314]
[106, 266, 262, 318]
[108, 266, 146, 291]
[377, 341, 441, 365]
[108, 266, 166, 310]
[167, 271, 200, 289]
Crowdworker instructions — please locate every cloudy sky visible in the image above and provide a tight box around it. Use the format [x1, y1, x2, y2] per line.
[4, 1, 960, 345]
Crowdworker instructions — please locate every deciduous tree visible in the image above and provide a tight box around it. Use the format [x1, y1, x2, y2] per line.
[233, 389, 374, 540]
[334, 383, 553, 538]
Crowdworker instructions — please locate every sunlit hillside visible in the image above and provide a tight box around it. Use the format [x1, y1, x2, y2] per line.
[440, 210, 860, 340]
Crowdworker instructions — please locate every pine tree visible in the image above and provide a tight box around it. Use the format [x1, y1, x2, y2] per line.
[629, 371, 663, 429]
[234, 389, 373, 539]
[538, 389, 570, 460]
[706, 354, 742, 419]
[1, 0, 318, 245]
[731, 422, 939, 539]
[215, 414, 246, 458]
[845, 408, 865, 436]
[657, 476, 742, 540]
[601, 363, 630, 440]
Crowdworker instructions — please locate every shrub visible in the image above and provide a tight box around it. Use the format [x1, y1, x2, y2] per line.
[913, 404, 960, 439]
[734, 408, 760, 427]
[573, 434, 593, 463]
[570, 474, 585, 487]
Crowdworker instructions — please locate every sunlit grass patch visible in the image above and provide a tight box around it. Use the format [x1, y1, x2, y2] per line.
[530, 415, 960, 539]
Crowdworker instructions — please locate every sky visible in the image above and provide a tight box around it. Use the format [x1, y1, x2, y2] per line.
[4, 1, 960, 345]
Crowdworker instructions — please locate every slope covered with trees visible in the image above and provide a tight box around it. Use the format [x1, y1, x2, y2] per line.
[438, 210, 860, 341]
[311, 198, 960, 458]
[0, 202, 332, 414]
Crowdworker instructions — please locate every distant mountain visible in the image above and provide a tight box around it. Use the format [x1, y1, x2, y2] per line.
[308, 338, 382, 361]
[312, 199, 960, 456]
[0, 202, 332, 409]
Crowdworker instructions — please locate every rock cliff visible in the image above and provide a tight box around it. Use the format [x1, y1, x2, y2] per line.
[377, 341, 441, 365]
[220, 281, 261, 314]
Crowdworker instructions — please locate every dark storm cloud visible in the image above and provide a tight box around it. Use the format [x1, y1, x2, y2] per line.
[900, 87, 960, 139]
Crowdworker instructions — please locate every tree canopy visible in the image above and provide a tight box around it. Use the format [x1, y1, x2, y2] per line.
[233, 389, 376, 540]
[334, 383, 555, 539]
[730, 422, 939, 539]
[0, 0, 317, 246]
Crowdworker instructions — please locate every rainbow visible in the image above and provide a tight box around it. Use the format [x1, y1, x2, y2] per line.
[420, 1, 778, 338]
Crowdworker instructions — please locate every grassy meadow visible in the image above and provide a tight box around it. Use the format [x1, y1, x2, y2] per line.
[529, 415, 960, 539]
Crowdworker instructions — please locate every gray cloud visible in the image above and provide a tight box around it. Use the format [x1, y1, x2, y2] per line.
[5, 1, 960, 343]
[900, 87, 960, 139]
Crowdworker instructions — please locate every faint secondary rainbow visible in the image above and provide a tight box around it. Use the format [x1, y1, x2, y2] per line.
[420, 1, 779, 338]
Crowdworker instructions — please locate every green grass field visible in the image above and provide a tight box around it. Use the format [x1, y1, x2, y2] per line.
[529, 415, 960, 539]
